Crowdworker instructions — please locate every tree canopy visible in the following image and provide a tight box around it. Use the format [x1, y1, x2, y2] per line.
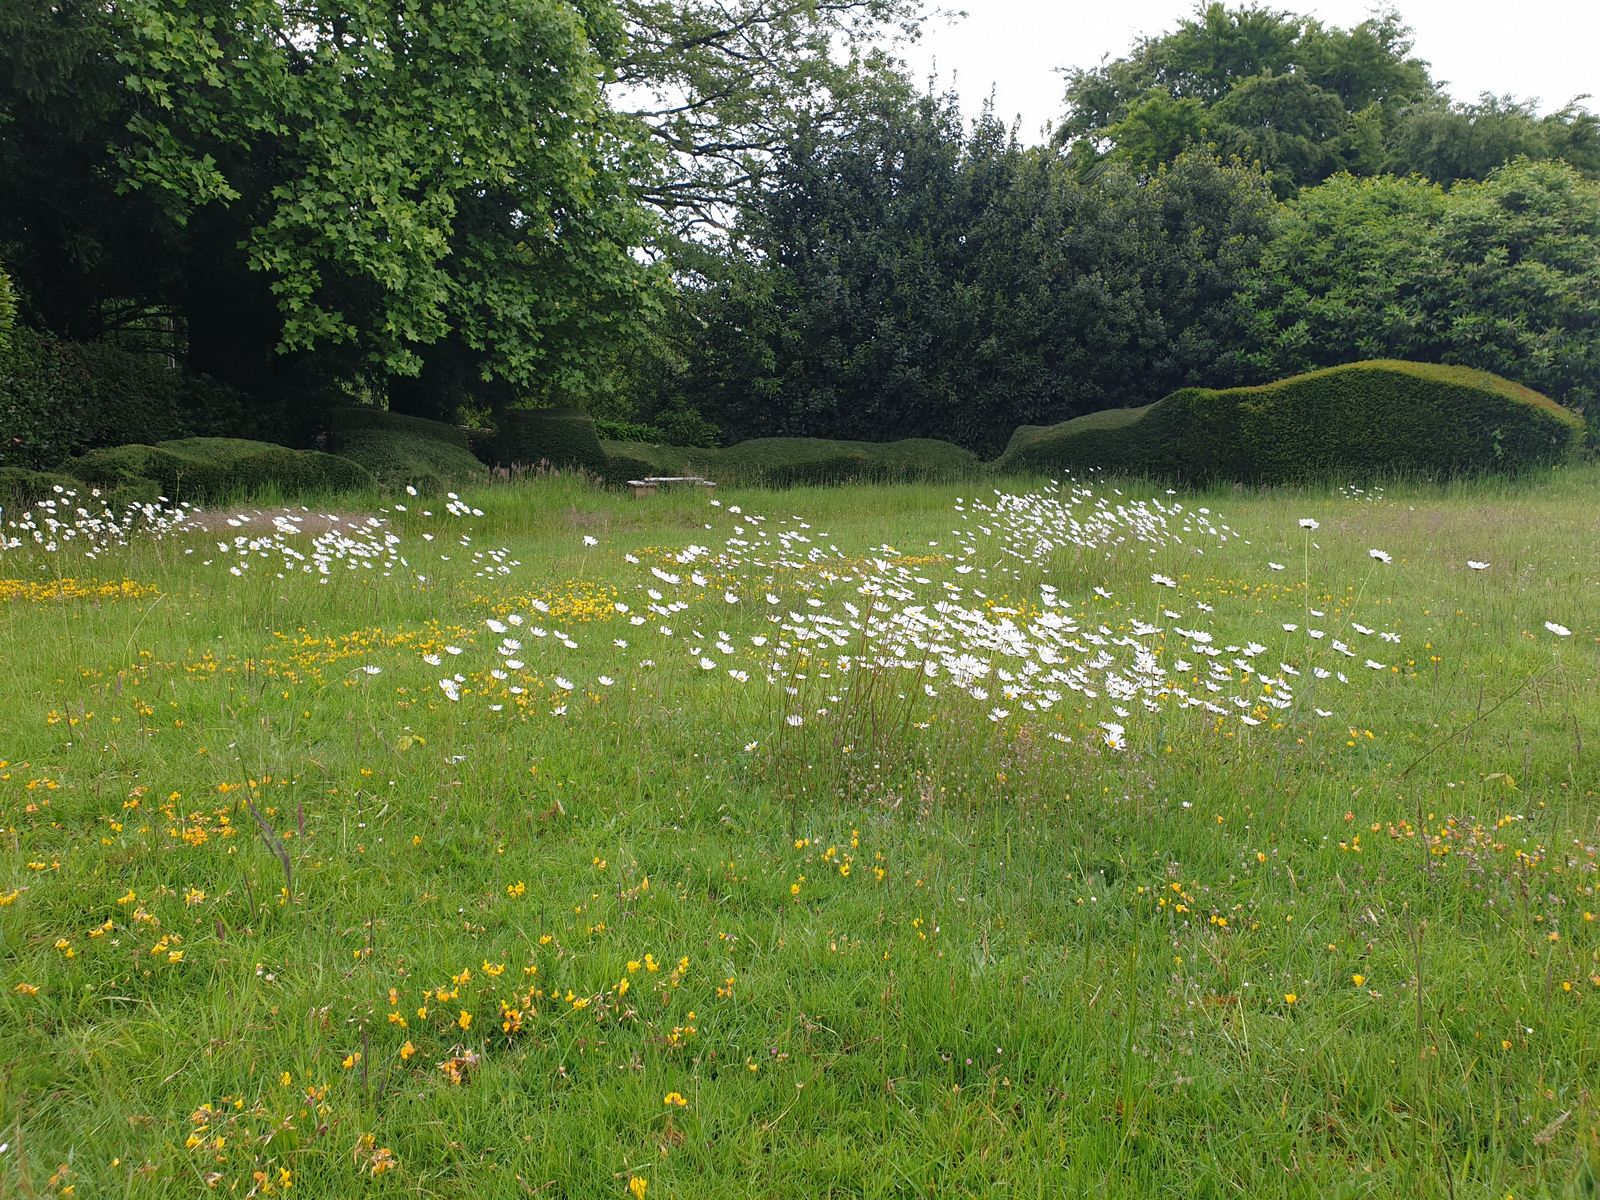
[613, 0, 924, 241]
[1056, 3, 1595, 193]
[645, 87, 1277, 455]
[1, 0, 662, 421]
[1, 1, 1596, 452]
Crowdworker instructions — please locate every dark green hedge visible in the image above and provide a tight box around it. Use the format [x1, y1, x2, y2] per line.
[69, 445, 194, 497]
[594, 435, 980, 488]
[69, 438, 373, 502]
[0, 330, 194, 469]
[0, 466, 78, 510]
[0, 467, 165, 514]
[999, 361, 1585, 481]
[595, 407, 722, 449]
[465, 426, 497, 465]
[601, 453, 657, 488]
[0, 266, 15, 360]
[494, 407, 608, 474]
[714, 436, 979, 485]
[328, 406, 471, 450]
[330, 429, 484, 492]
[598, 439, 696, 476]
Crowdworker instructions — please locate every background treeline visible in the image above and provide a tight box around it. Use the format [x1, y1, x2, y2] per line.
[1, 1, 1596, 469]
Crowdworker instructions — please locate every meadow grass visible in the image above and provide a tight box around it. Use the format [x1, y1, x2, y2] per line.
[1, 465, 1597, 1198]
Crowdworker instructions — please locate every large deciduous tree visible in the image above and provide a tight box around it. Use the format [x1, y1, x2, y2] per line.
[1058, 4, 1443, 191]
[1238, 159, 1600, 421]
[613, 0, 924, 242]
[1, 0, 662, 424]
[1384, 95, 1600, 183]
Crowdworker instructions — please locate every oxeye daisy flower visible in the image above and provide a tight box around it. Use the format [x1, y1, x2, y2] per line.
[1545, 621, 1572, 637]
[1298, 518, 1319, 530]
[1368, 549, 1391, 564]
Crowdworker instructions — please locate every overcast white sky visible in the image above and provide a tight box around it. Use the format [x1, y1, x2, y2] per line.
[897, 1, 1599, 141]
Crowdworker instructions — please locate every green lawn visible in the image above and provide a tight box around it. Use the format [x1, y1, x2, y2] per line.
[1, 467, 1597, 1198]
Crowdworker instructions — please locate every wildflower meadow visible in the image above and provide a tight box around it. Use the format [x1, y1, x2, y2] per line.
[2, 466, 1597, 1198]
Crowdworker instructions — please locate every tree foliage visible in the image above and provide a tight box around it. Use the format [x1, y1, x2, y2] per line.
[613, 0, 923, 241]
[1057, 3, 1596, 192]
[3, 0, 1596, 464]
[655, 87, 1277, 455]
[1, 0, 662, 423]
[1239, 159, 1600, 421]
[1385, 95, 1600, 182]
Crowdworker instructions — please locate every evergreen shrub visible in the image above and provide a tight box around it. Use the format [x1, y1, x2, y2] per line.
[1000, 361, 1584, 481]
[494, 407, 607, 474]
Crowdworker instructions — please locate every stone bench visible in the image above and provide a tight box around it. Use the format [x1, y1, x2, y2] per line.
[627, 476, 716, 498]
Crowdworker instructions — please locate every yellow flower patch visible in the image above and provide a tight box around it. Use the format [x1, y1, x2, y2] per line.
[0, 577, 158, 603]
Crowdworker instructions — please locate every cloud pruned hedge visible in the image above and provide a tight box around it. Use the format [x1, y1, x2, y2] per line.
[69, 438, 373, 502]
[0, 466, 80, 510]
[999, 360, 1584, 481]
[323, 430, 482, 492]
[494, 407, 608, 475]
[324, 408, 485, 491]
[715, 437, 978, 485]
[327, 406, 471, 450]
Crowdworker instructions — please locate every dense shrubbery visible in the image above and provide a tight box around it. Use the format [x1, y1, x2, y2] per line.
[1000, 361, 1584, 481]
[1237, 162, 1600, 430]
[596, 436, 978, 487]
[464, 426, 497, 466]
[164, 438, 373, 496]
[600, 453, 657, 488]
[594, 409, 722, 450]
[69, 438, 373, 502]
[0, 466, 79, 510]
[327, 406, 471, 450]
[494, 408, 608, 475]
[324, 430, 481, 492]
[0, 265, 15, 359]
[323, 408, 484, 491]
[715, 438, 979, 485]
[0, 331, 195, 468]
[0, 465, 162, 512]
[600, 440, 696, 477]
[599, 435, 979, 489]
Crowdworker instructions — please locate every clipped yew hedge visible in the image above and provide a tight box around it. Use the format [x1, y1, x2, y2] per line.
[716, 437, 978, 485]
[0, 330, 196, 469]
[0, 466, 80, 510]
[330, 430, 484, 492]
[494, 407, 608, 475]
[327, 406, 471, 450]
[70, 438, 373, 503]
[999, 361, 1585, 481]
